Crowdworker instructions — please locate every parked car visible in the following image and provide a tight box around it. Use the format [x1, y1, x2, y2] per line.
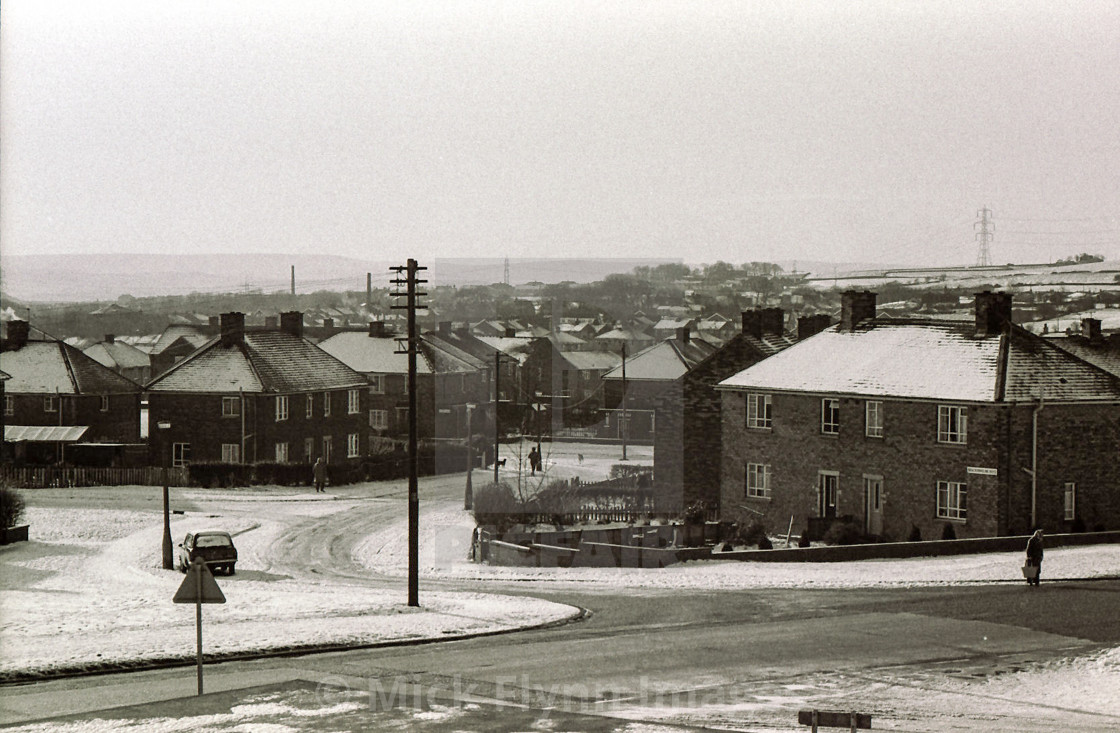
[177, 531, 237, 575]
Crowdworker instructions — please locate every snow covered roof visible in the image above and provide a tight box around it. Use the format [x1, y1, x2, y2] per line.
[718, 319, 1120, 403]
[563, 351, 622, 372]
[147, 330, 366, 393]
[1, 340, 143, 394]
[318, 331, 432, 375]
[604, 336, 718, 381]
[83, 340, 151, 370]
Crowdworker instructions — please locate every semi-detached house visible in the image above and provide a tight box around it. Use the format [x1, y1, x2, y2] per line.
[717, 291, 1120, 541]
[146, 312, 368, 468]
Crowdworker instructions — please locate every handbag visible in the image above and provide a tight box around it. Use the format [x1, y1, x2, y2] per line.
[1022, 563, 1039, 580]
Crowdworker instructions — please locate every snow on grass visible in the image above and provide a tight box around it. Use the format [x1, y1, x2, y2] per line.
[0, 498, 578, 679]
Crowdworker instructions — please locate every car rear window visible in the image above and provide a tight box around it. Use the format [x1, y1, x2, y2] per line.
[195, 535, 233, 548]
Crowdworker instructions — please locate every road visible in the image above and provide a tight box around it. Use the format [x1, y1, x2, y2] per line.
[3, 455, 1120, 731]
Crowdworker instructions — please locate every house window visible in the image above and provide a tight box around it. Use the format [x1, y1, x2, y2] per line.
[221, 444, 240, 463]
[100, 395, 110, 412]
[275, 442, 289, 463]
[396, 407, 409, 429]
[323, 392, 331, 417]
[370, 409, 388, 430]
[222, 396, 240, 417]
[821, 398, 840, 435]
[938, 405, 968, 444]
[1064, 482, 1077, 521]
[936, 480, 967, 520]
[746, 393, 772, 429]
[304, 438, 315, 462]
[369, 375, 385, 394]
[347, 433, 360, 458]
[306, 394, 313, 418]
[172, 443, 191, 468]
[348, 389, 361, 414]
[865, 401, 883, 437]
[44, 395, 59, 413]
[3, 395, 12, 416]
[745, 463, 771, 499]
[818, 472, 839, 518]
[322, 435, 332, 462]
[275, 395, 289, 422]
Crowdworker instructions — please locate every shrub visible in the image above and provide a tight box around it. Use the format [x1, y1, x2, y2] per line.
[682, 500, 709, 526]
[908, 524, 923, 542]
[525, 480, 581, 527]
[941, 523, 957, 541]
[757, 535, 773, 550]
[471, 482, 524, 532]
[729, 520, 769, 547]
[822, 519, 864, 546]
[0, 485, 25, 529]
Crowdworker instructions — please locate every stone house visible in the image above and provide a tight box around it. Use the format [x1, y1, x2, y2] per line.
[717, 291, 1120, 540]
[146, 312, 368, 468]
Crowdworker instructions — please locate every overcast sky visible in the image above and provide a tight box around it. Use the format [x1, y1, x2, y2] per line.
[2, 0, 1118, 269]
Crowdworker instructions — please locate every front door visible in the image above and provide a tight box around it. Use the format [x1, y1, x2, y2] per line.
[864, 476, 883, 535]
[818, 473, 838, 518]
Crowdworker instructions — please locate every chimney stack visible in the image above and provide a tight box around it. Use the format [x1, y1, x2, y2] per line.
[438, 321, 452, 336]
[742, 310, 763, 339]
[840, 291, 877, 332]
[104, 334, 115, 344]
[798, 314, 833, 340]
[760, 307, 785, 337]
[265, 315, 278, 329]
[281, 311, 304, 338]
[220, 312, 245, 347]
[974, 291, 1012, 337]
[1082, 317, 1103, 342]
[368, 321, 386, 338]
[208, 315, 220, 333]
[504, 326, 517, 338]
[323, 317, 334, 331]
[5, 320, 30, 350]
[676, 326, 690, 345]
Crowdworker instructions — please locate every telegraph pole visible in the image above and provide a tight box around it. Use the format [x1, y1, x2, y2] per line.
[390, 259, 426, 608]
[494, 350, 501, 484]
[620, 343, 628, 461]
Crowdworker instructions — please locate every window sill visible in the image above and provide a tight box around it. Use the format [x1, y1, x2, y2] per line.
[744, 495, 772, 502]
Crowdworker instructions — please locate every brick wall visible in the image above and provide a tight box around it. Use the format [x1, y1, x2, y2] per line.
[7, 392, 140, 442]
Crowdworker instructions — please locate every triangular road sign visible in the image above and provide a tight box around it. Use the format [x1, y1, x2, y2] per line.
[173, 563, 226, 604]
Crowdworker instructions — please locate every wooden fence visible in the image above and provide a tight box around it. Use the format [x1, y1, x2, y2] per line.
[0, 465, 189, 489]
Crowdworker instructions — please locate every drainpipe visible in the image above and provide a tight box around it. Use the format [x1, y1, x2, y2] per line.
[1031, 393, 1044, 529]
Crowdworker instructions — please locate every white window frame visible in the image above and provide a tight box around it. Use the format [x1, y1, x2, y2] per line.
[348, 388, 361, 414]
[172, 442, 191, 468]
[347, 433, 360, 458]
[275, 442, 289, 463]
[322, 435, 332, 462]
[938, 405, 968, 444]
[865, 400, 883, 438]
[306, 394, 313, 418]
[369, 374, 385, 394]
[745, 462, 771, 499]
[221, 444, 240, 464]
[821, 398, 840, 435]
[1064, 482, 1077, 521]
[222, 396, 240, 417]
[304, 437, 315, 462]
[275, 395, 289, 422]
[100, 395, 110, 412]
[746, 393, 772, 429]
[937, 480, 967, 521]
[396, 406, 409, 428]
[3, 395, 12, 416]
[369, 409, 388, 430]
[44, 395, 59, 413]
[323, 391, 331, 417]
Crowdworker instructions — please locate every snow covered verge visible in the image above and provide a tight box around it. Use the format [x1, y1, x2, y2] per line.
[0, 502, 580, 680]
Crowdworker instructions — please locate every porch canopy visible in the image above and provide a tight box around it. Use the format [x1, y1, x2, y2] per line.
[4, 426, 89, 443]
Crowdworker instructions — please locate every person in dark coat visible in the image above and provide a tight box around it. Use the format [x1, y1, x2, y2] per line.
[313, 457, 328, 493]
[528, 448, 540, 476]
[1025, 528, 1044, 586]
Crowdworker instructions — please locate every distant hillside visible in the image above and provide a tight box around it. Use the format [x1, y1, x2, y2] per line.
[1, 253, 684, 304]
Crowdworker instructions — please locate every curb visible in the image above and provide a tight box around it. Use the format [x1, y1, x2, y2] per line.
[0, 606, 591, 687]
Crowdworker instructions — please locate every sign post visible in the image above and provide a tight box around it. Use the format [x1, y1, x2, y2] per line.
[173, 563, 226, 695]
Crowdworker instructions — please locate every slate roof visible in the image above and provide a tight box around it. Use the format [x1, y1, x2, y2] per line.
[1, 340, 144, 394]
[151, 325, 210, 355]
[84, 341, 151, 370]
[318, 332, 432, 375]
[147, 330, 366, 393]
[603, 337, 719, 382]
[718, 319, 1120, 403]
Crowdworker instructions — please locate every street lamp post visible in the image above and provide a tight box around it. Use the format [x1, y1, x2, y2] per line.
[158, 421, 173, 570]
[464, 403, 475, 509]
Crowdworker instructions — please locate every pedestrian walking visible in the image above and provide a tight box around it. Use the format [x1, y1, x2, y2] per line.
[1024, 528, 1044, 586]
[528, 447, 539, 476]
[313, 456, 328, 493]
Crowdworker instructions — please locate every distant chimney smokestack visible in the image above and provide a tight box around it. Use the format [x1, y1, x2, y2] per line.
[104, 334, 115, 344]
[840, 291, 877, 332]
[367, 273, 372, 308]
[368, 321, 386, 338]
[798, 314, 832, 340]
[5, 320, 30, 349]
[281, 311, 304, 338]
[220, 312, 245, 347]
[1082, 317, 1103, 342]
[291, 265, 295, 296]
[974, 291, 1012, 337]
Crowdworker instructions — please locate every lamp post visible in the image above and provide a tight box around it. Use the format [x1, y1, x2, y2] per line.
[464, 403, 475, 509]
[158, 421, 173, 570]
